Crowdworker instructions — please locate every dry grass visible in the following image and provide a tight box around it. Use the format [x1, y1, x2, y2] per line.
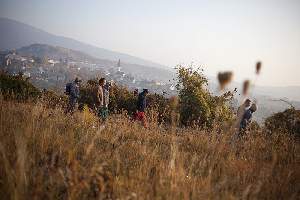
[0, 100, 299, 200]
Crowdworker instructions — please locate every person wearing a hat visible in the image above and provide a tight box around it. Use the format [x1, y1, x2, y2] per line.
[134, 89, 149, 128]
[66, 77, 81, 113]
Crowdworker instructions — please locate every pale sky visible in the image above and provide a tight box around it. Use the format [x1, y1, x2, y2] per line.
[1, 0, 300, 86]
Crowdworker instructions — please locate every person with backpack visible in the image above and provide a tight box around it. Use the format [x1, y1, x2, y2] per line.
[134, 89, 149, 128]
[239, 103, 257, 135]
[66, 77, 81, 114]
[234, 98, 251, 129]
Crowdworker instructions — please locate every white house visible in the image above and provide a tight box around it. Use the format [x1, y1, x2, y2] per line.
[48, 59, 60, 66]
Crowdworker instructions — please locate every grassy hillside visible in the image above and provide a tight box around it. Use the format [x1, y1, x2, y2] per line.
[0, 100, 299, 199]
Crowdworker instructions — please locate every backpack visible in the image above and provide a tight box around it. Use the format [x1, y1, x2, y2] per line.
[65, 82, 72, 95]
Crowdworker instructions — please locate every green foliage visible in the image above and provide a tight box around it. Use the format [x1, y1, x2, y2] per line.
[78, 79, 176, 123]
[264, 108, 300, 136]
[0, 71, 40, 101]
[0, 67, 233, 129]
[147, 93, 169, 123]
[176, 66, 234, 128]
[78, 79, 99, 110]
[79, 66, 234, 128]
[79, 80, 138, 114]
[109, 84, 137, 115]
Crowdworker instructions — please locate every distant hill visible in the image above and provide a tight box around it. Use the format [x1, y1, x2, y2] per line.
[17, 44, 100, 62]
[15, 44, 174, 81]
[0, 18, 165, 68]
[252, 85, 300, 102]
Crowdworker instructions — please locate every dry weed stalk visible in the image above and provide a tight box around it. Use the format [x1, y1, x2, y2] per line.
[217, 71, 233, 90]
[243, 80, 251, 96]
[256, 61, 262, 75]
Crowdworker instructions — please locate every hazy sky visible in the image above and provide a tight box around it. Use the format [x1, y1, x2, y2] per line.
[1, 0, 300, 86]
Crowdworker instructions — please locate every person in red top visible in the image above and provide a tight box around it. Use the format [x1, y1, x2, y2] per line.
[134, 89, 149, 127]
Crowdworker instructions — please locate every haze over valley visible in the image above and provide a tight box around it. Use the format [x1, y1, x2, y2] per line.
[1, 17, 300, 123]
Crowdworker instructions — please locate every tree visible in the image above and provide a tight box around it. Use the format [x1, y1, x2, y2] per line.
[0, 71, 40, 101]
[176, 66, 233, 128]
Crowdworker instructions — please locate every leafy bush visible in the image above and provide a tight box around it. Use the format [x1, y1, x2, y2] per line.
[146, 93, 179, 125]
[0, 71, 40, 101]
[264, 108, 300, 136]
[176, 66, 234, 128]
[109, 84, 137, 115]
[79, 80, 175, 123]
[78, 66, 234, 128]
[78, 79, 99, 111]
[79, 80, 138, 115]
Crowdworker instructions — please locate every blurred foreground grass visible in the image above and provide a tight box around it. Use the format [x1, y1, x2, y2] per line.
[0, 100, 299, 200]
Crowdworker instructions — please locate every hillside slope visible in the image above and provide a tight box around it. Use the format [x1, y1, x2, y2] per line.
[0, 18, 164, 68]
[15, 44, 174, 81]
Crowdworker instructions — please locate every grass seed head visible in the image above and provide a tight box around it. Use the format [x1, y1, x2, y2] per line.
[217, 71, 233, 90]
[243, 80, 251, 95]
[256, 61, 262, 75]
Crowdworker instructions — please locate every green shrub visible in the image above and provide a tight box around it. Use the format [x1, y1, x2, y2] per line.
[79, 66, 234, 128]
[78, 79, 177, 123]
[78, 79, 99, 110]
[264, 108, 300, 136]
[79, 80, 137, 114]
[176, 66, 234, 128]
[109, 84, 137, 115]
[0, 71, 40, 101]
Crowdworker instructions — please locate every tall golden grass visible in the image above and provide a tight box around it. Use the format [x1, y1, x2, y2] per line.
[0, 99, 299, 199]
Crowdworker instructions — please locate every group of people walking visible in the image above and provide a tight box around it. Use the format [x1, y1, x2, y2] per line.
[65, 77, 257, 131]
[65, 77, 149, 127]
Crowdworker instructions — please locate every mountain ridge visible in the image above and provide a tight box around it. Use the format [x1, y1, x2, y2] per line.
[10, 43, 174, 82]
[0, 17, 166, 68]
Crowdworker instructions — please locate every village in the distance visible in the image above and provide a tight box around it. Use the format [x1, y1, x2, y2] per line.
[0, 44, 177, 96]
